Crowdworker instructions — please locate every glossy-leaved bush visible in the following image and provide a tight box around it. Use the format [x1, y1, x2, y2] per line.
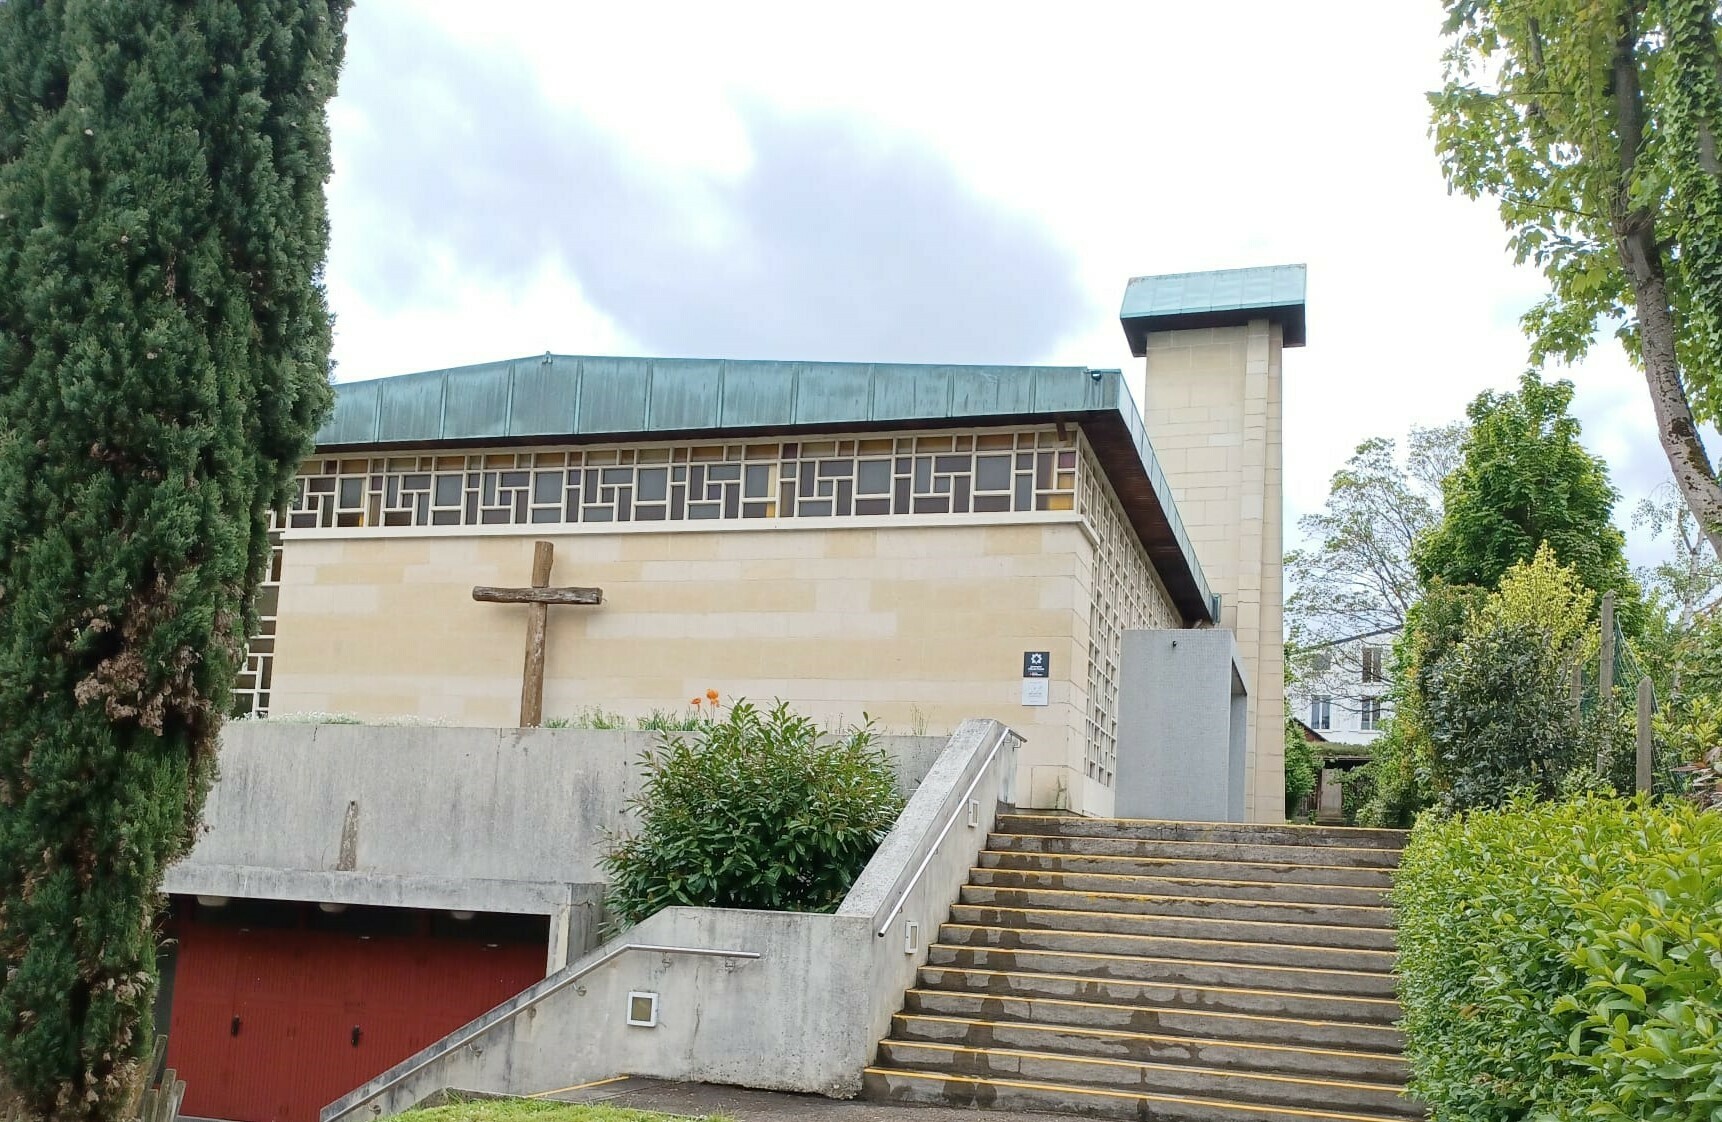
[1394, 796, 1722, 1121]
[602, 700, 905, 925]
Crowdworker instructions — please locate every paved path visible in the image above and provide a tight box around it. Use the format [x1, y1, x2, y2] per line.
[553, 1076, 1025, 1120]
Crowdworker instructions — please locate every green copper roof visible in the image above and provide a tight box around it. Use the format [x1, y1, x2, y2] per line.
[317, 355, 1216, 622]
[1120, 263, 1307, 355]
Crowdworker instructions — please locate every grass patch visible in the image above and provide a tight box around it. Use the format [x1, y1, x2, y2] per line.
[394, 1100, 731, 1122]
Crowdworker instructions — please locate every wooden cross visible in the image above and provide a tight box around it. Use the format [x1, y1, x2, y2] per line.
[472, 541, 602, 727]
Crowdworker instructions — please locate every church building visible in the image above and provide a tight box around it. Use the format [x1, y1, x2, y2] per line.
[237, 263, 1299, 819]
[163, 264, 1304, 1122]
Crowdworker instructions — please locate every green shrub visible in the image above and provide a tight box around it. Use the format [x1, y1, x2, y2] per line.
[1283, 705, 1319, 818]
[602, 700, 905, 925]
[1394, 796, 1722, 1121]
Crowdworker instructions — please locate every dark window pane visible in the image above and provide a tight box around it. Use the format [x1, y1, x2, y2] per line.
[935, 455, 968, 473]
[976, 455, 1010, 491]
[638, 467, 669, 502]
[858, 460, 890, 493]
[745, 464, 771, 496]
[913, 496, 950, 514]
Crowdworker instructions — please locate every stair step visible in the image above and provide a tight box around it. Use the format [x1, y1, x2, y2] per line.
[873, 1040, 1418, 1117]
[997, 815, 1410, 851]
[948, 904, 1398, 952]
[864, 1067, 1420, 1122]
[889, 1013, 1407, 1081]
[960, 884, 1397, 930]
[970, 866, 1392, 908]
[939, 924, 1399, 975]
[917, 965, 1403, 1024]
[991, 833, 1402, 870]
[980, 849, 1396, 889]
[926, 945, 1399, 999]
[903, 990, 1405, 1052]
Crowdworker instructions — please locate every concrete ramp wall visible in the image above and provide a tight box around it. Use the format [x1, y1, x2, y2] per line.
[321, 718, 1021, 1121]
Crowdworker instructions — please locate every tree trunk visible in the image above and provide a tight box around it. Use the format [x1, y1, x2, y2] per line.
[1610, 9, 1722, 558]
[1617, 225, 1722, 558]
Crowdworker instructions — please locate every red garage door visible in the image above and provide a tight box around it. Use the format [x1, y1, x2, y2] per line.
[165, 900, 547, 1122]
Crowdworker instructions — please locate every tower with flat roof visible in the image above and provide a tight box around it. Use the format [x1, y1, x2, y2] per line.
[1123, 263, 1304, 822]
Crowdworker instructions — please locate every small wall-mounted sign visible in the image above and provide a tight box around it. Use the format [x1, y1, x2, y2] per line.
[1022, 651, 1050, 707]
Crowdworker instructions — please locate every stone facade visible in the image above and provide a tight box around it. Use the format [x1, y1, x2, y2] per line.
[260, 426, 1181, 818]
[1140, 322, 1287, 822]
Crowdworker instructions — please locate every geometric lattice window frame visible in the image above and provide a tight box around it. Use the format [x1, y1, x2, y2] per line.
[286, 427, 1081, 534]
[229, 527, 283, 718]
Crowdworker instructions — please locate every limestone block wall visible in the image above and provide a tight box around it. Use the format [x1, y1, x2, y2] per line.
[1140, 322, 1286, 822]
[268, 521, 1121, 813]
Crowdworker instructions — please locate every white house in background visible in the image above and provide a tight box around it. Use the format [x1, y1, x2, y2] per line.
[1288, 627, 1398, 746]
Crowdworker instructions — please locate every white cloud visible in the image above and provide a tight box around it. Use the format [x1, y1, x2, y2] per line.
[325, 0, 1682, 568]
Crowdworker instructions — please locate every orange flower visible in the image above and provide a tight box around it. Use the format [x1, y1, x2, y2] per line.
[705, 688, 720, 703]
[689, 696, 703, 707]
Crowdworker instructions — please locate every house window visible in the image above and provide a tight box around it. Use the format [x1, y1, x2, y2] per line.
[1362, 644, 1385, 683]
[1310, 696, 1332, 730]
[1360, 696, 1383, 731]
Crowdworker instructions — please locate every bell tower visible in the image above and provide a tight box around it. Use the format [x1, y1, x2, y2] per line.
[1122, 265, 1305, 822]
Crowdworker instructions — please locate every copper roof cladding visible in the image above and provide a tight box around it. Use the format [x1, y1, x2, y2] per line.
[315, 356, 1217, 623]
[1120, 263, 1307, 355]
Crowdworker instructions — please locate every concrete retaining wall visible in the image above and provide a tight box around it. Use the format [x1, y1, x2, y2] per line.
[168, 722, 943, 906]
[321, 718, 1020, 1120]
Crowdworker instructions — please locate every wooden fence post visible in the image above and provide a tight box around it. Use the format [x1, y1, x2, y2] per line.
[1637, 675, 1654, 795]
[1598, 590, 1616, 770]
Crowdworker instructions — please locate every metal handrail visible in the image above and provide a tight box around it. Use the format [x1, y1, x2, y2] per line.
[330, 942, 759, 1115]
[875, 726, 1014, 938]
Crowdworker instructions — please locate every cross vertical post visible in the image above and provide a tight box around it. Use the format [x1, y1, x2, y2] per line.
[472, 540, 603, 727]
[520, 540, 554, 727]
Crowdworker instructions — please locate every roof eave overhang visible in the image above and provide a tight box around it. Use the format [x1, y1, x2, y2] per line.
[1121, 303, 1307, 357]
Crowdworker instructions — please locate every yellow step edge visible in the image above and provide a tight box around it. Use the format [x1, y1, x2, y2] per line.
[918, 965, 1402, 1008]
[893, 1012, 1401, 1060]
[990, 832, 1400, 859]
[904, 989, 1403, 1032]
[999, 813, 1407, 836]
[877, 1039, 1407, 1093]
[933, 934, 1399, 976]
[984, 848, 1398, 874]
[943, 908, 1398, 943]
[970, 866, 1392, 895]
[966, 884, 1394, 914]
[864, 1067, 1414, 1121]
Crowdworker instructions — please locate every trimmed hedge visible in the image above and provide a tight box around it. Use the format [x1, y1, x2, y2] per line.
[1394, 797, 1722, 1121]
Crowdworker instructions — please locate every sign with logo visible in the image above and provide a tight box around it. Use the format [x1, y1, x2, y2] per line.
[1021, 651, 1050, 706]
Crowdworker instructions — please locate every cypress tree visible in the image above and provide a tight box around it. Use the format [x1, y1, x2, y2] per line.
[0, 3, 348, 1116]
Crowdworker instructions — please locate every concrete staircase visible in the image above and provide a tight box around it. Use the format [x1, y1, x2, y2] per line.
[863, 814, 1420, 1121]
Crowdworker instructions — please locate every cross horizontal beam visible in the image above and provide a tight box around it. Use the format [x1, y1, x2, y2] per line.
[472, 586, 603, 606]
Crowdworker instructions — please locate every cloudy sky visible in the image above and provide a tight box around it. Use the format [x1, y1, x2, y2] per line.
[321, 1, 1681, 566]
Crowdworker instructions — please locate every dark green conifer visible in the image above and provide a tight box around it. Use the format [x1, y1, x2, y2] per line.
[0, 3, 347, 1115]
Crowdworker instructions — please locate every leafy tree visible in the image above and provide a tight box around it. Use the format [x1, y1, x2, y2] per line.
[1287, 427, 1461, 646]
[0, 4, 346, 1116]
[1285, 424, 1464, 725]
[603, 701, 905, 925]
[1635, 482, 1722, 631]
[1432, 1, 1722, 557]
[1422, 547, 1597, 810]
[1413, 372, 1640, 627]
